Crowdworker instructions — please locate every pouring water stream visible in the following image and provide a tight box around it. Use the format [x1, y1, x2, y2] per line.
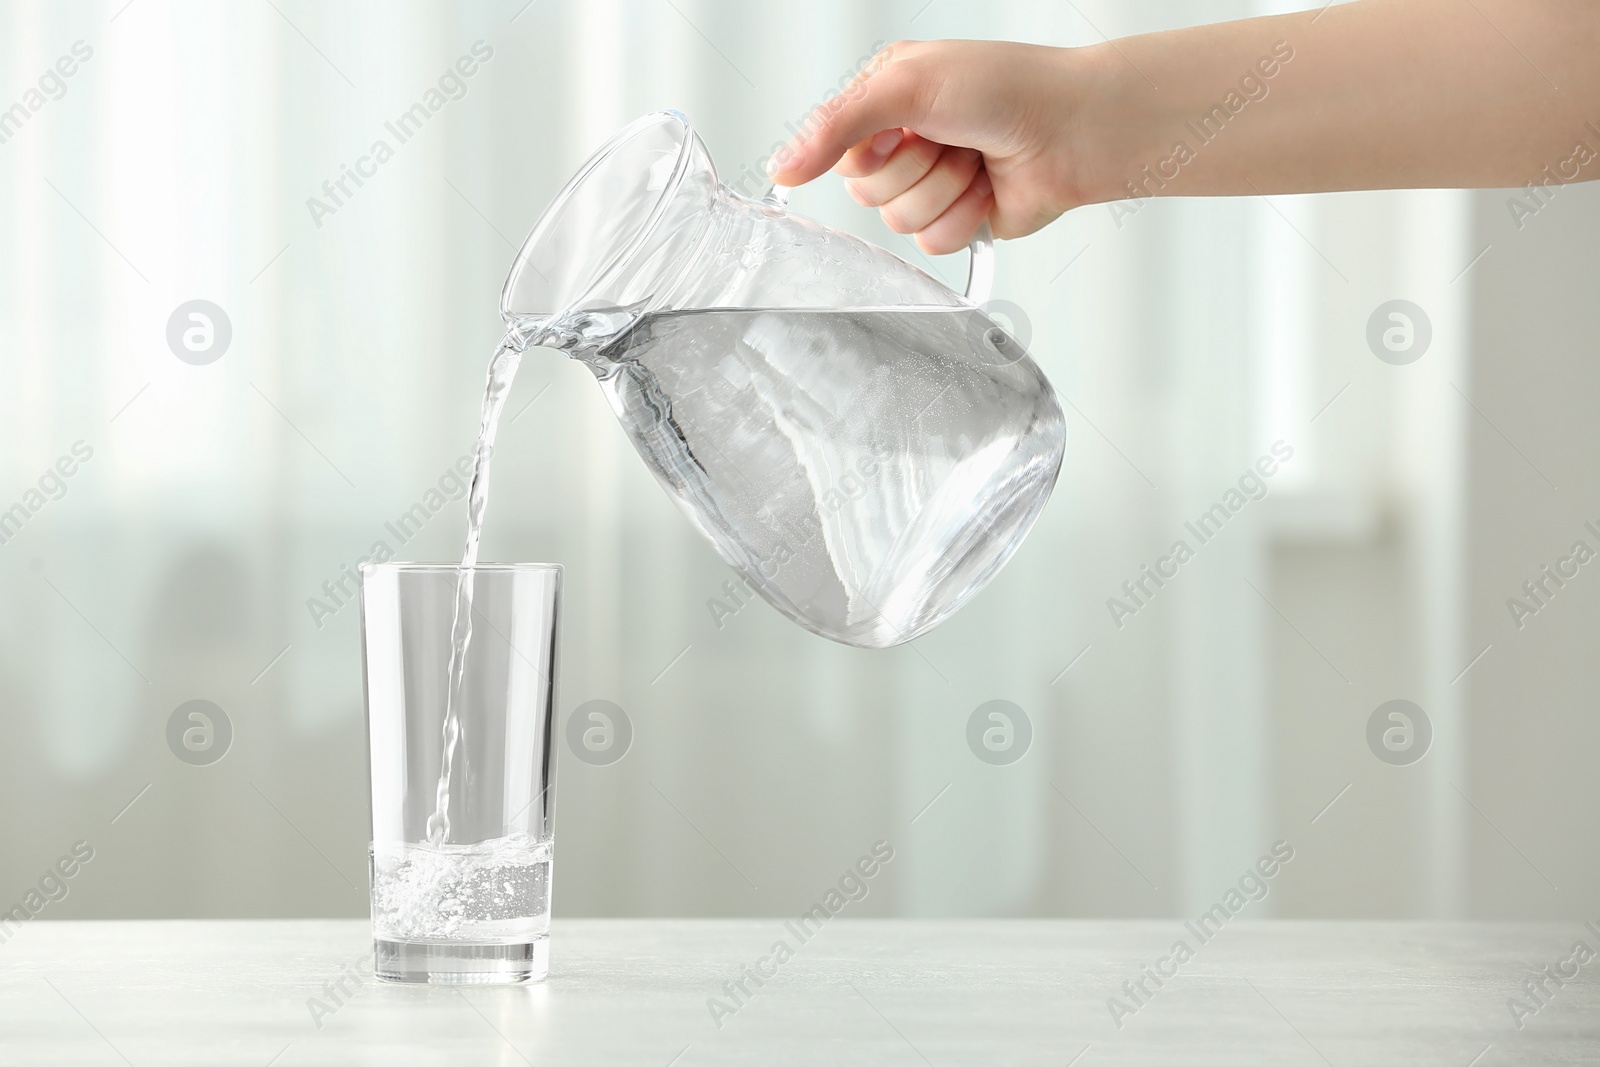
[424, 321, 537, 846]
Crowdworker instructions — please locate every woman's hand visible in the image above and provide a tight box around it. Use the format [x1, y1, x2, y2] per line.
[768, 4, 1600, 254]
[766, 40, 1107, 254]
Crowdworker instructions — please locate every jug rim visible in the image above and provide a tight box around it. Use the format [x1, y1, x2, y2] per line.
[499, 110, 706, 323]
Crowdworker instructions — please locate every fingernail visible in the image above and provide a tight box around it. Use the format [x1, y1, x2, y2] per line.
[973, 169, 993, 198]
[870, 128, 903, 156]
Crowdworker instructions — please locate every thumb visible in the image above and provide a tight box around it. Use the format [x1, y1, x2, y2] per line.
[767, 45, 930, 186]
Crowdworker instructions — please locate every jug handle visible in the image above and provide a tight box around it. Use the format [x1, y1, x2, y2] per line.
[963, 221, 995, 307]
[763, 184, 996, 307]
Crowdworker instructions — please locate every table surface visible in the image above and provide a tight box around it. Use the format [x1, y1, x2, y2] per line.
[0, 920, 1595, 1065]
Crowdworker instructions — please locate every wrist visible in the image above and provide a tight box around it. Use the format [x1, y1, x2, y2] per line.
[1058, 41, 1168, 208]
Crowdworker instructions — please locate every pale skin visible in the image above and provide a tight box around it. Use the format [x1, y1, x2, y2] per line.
[767, 0, 1600, 254]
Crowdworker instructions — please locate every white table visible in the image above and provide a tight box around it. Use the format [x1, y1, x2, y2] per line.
[1, 920, 1593, 1064]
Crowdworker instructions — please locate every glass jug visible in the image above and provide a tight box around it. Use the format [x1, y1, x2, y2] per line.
[501, 111, 1065, 648]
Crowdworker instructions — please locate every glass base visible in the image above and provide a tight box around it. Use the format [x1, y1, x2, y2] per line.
[374, 937, 549, 984]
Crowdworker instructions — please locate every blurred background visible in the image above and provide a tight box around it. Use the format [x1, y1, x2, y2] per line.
[2, 0, 1595, 925]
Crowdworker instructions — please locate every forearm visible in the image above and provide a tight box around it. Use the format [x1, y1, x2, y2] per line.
[1076, 0, 1600, 204]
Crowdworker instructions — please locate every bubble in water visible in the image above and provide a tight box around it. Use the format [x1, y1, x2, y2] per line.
[371, 833, 552, 944]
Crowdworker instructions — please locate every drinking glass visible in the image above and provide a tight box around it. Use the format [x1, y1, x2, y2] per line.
[359, 562, 561, 984]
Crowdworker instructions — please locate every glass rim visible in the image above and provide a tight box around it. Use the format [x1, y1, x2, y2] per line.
[359, 562, 563, 574]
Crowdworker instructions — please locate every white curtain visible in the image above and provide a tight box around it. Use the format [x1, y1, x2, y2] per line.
[0, 0, 1479, 919]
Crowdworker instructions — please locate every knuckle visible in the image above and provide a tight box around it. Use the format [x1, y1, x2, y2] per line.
[858, 42, 899, 82]
[879, 205, 914, 233]
[849, 180, 885, 207]
[904, 135, 942, 170]
[881, 53, 924, 91]
[864, 53, 924, 107]
[878, 40, 915, 65]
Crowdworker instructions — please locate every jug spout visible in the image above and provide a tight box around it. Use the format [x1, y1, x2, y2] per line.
[504, 308, 639, 356]
[499, 111, 720, 327]
[500, 315, 550, 352]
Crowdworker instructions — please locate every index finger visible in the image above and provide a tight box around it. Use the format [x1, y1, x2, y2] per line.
[767, 45, 930, 186]
[836, 128, 909, 179]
